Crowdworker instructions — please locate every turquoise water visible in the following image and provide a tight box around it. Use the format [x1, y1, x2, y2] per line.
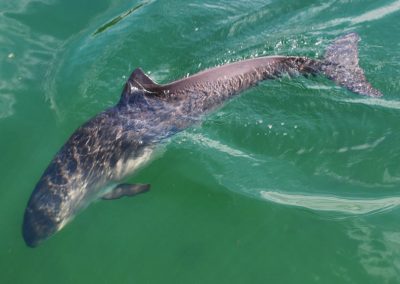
[1, 0, 400, 283]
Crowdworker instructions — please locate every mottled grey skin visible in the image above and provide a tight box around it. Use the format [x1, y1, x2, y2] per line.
[22, 33, 382, 247]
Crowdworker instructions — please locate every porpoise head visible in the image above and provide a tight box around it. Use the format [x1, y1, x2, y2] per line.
[22, 105, 151, 247]
[22, 185, 61, 247]
[22, 153, 91, 247]
[22, 124, 108, 247]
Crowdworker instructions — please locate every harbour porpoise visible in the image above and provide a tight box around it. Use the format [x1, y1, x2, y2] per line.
[22, 33, 382, 247]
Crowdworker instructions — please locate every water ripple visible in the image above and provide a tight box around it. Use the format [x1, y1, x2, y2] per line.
[348, 220, 400, 281]
[314, 0, 400, 30]
[93, 0, 151, 36]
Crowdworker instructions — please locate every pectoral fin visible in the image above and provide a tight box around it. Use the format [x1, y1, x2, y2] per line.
[101, 183, 150, 200]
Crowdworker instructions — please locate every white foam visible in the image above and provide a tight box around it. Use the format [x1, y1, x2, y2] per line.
[336, 136, 385, 153]
[260, 190, 400, 214]
[184, 133, 256, 160]
[351, 0, 400, 24]
[341, 98, 400, 110]
[0, 94, 16, 119]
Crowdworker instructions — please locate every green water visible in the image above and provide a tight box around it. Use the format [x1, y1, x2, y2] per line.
[1, 0, 400, 283]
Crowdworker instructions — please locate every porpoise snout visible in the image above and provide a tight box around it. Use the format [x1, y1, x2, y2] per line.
[22, 205, 58, 247]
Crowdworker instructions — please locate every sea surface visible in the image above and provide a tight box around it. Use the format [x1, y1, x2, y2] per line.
[1, 0, 400, 283]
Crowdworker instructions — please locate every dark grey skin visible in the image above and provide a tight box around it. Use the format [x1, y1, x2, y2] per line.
[23, 33, 382, 247]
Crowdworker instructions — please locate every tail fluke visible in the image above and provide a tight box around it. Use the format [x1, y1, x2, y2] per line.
[321, 33, 382, 97]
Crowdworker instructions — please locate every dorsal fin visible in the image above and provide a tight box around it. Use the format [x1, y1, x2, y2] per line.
[119, 68, 160, 106]
[128, 68, 159, 90]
